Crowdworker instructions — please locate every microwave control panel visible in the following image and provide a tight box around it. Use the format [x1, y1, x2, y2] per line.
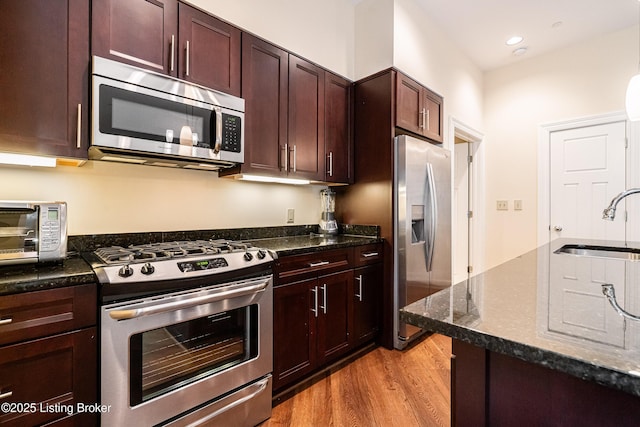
[220, 114, 242, 153]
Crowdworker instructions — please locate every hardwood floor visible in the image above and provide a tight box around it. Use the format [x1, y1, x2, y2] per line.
[261, 334, 451, 427]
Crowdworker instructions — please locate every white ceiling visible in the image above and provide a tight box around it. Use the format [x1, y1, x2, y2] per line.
[411, 0, 640, 70]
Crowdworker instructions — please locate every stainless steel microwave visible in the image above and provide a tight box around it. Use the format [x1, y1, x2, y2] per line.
[90, 56, 244, 170]
[0, 201, 67, 265]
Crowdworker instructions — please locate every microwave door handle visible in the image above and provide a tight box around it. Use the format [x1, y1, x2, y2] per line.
[213, 107, 222, 154]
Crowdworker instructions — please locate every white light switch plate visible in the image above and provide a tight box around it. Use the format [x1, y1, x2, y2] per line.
[287, 208, 295, 223]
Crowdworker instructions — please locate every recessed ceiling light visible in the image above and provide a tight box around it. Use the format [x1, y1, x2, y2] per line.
[512, 46, 528, 56]
[506, 36, 524, 46]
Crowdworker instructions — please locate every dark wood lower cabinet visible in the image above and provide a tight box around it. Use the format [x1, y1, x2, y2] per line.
[0, 328, 97, 427]
[273, 278, 316, 389]
[273, 245, 382, 392]
[452, 339, 640, 427]
[352, 264, 381, 347]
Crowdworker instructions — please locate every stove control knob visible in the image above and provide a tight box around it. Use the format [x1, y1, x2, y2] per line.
[257, 249, 267, 259]
[141, 263, 155, 275]
[118, 264, 134, 278]
[244, 252, 254, 261]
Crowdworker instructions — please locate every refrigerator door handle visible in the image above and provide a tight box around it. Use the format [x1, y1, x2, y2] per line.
[425, 162, 437, 272]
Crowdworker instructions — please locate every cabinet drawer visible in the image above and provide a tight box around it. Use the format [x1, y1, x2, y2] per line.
[0, 285, 97, 346]
[275, 249, 353, 285]
[354, 243, 383, 267]
[0, 327, 97, 426]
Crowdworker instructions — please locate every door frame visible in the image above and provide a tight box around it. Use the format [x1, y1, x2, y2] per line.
[448, 117, 485, 278]
[537, 111, 631, 245]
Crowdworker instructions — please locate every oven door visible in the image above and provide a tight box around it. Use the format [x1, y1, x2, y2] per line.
[100, 276, 272, 427]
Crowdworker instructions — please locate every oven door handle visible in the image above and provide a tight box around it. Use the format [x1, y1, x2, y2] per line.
[108, 279, 269, 320]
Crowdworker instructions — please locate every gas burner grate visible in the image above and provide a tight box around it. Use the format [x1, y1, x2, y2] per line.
[93, 239, 255, 265]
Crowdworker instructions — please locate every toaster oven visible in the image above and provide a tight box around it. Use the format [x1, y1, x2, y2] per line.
[0, 201, 67, 265]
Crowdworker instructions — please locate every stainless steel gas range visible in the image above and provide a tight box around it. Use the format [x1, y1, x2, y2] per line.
[84, 239, 275, 427]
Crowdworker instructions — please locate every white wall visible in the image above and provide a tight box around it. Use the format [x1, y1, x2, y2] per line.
[392, 0, 484, 137]
[0, 162, 326, 236]
[186, 0, 356, 78]
[483, 25, 638, 268]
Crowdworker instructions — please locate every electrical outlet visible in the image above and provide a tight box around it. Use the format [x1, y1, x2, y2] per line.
[514, 200, 523, 211]
[286, 208, 295, 224]
[496, 200, 509, 211]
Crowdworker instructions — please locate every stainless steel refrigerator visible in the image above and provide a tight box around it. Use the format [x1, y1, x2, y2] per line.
[393, 134, 452, 350]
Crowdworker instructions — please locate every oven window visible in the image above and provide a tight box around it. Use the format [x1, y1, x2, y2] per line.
[99, 84, 213, 148]
[129, 305, 258, 405]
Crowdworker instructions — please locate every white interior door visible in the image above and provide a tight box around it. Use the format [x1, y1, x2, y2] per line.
[548, 120, 627, 347]
[549, 121, 626, 241]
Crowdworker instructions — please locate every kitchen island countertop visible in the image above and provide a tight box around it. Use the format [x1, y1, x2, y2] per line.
[401, 238, 640, 397]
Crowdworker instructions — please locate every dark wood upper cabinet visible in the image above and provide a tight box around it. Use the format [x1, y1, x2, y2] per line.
[395, 73, 424, 134]
[325, 73, 353, 184]
[92, 0, 177, 75]
[395, 71, 443, 143]
[0, 0, 89, 159]
[178, 3, 240, 95]
[92, 0, 241, 96]
[220, 33, 289, 178]
[288, 55, 325, 181]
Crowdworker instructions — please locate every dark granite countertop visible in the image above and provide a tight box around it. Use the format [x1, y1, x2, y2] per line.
[401, 238, 640, 397]
[0, 255, 96, 296]
[245, 233, 383, 256]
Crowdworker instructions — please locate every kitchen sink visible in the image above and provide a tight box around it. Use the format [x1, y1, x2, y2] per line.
[554, 244, 640, 261]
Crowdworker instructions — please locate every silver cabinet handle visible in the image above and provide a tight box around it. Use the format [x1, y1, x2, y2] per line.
[362, 252, 379, 258]
[320, 284, 327, 314]
[282, 143, 289, 171]
[292, 145, 297, 172]
[170, 34, 175, 72]
[311, 286, 319, 317]
[308, 261, 330, 267]
[76, 104, 82, 148]
[185, 40, 190, 77]
[420, 108, 426, 129]
[0, 391, 12, 400]
[355, 275, 363, 302]
[327, 152, 333, 177]
[602, 284, 640, 321]
[109, 278, 269, 320]
[0, 317, 13, 326]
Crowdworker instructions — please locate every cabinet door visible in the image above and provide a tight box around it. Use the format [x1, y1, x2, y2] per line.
[273, 279, 316, 390]
[424, 89, 444, 143]
[224, 33, 288, 178]
[395, 72, 423, 135]
[178, 3, 240, 96]
[288, 55, 325, 181]
[0, 328, 97, 426]
[353, 264, 381, 346]
[92, 0, 178, 75]
[325, 72, 353, 184]
[316, 270, 353, 364]
[0, 0, 89, 159]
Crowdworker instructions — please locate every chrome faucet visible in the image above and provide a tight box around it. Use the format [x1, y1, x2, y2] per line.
[603, 188, 640, 220]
